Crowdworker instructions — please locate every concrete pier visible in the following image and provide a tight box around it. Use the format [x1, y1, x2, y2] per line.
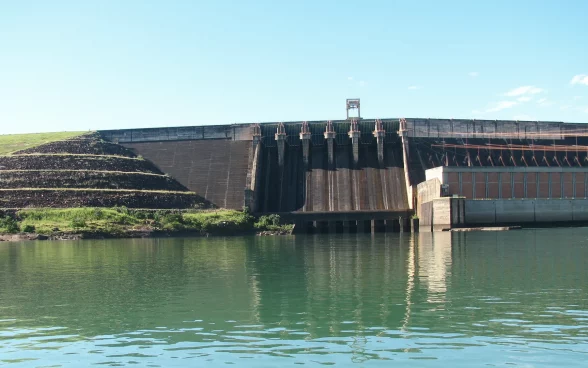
[300, 121, 311, 166]
[373, 119, 385, 165]
[357, 220, 367, 233]
[328, 221, 336, 233]
[324, 121, 336, 166]
[288, 211, 411, 234]
[275, 123, 286, 167]
[348, 120, 360, 166]
[343, 221, 350, 233]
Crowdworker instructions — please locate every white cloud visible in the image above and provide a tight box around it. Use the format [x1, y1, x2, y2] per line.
[560, 105, 572, 110]
[485, 101, 518, 113]
[408, 85, 421, 90]
[504, 86, 545, 97]
[571, 74, 588, 86]
[517, 96, 532, 102]
[347, 76, 353, 81]
[537, 98, 554, 107]
[469, 72, 479, 77]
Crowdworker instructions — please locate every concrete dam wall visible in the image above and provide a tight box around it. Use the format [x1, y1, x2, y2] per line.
[121, 140, 251, 209]
[256, 143, 407, 212]
[96, 117, 588, 232]
[100, 120, 410, 212]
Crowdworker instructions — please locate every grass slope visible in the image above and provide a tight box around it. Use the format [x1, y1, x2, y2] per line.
[0, 208, 293, 236]
[0, 131, 85, 155]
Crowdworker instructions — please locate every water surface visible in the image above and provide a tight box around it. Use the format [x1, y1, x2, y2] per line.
[1, 230, 587, 366]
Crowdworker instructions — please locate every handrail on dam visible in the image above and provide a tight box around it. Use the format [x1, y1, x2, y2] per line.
[98, 118, 587, 144]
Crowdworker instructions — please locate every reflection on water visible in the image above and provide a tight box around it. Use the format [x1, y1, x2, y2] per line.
[0, 230, 587, 366]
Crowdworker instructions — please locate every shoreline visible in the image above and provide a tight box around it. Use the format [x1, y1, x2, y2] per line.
[0, 208, 294, 242]
[0, 229, 292, 242]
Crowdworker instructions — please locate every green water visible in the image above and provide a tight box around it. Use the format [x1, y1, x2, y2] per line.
[1, 230, 587, 367]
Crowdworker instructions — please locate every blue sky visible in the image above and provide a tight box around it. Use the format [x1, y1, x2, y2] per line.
[1, 0, 588, 134]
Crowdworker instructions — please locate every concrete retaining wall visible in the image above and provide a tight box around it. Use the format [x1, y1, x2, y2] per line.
[423, 198, 588, 230]
[419, 197, 464, 231]
[405, 119, 568, 140]
[122, 140, 252, 209]
[494, 200, 535, 223]
[100, 125, 253, 143]
[416, 178, 441, 217]
[461, 199, 587, 225]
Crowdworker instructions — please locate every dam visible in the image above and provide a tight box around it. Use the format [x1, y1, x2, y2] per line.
[99, 115, 588, 232]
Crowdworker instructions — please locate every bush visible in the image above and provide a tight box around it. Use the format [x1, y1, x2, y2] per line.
[0, 216, 19, 233]
[255, 214, 281, 229]
[130, 210, 151, 220]
[182, 210, 254, 235]
[157, 212, 185, 231]
[70, 217, 87, 229]
[93, 208, 105, 220]
[21, 224, 36, 233]
[114, 206, 129, 216]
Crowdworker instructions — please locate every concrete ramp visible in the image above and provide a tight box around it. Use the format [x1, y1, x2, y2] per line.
[123, 140, 251, 209]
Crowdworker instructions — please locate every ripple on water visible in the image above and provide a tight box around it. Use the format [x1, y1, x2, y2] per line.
[1, 233, 588, 366]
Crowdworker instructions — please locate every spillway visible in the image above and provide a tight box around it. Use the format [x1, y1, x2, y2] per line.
[100, 120, 411, 216]
[256, 140, 409, 213]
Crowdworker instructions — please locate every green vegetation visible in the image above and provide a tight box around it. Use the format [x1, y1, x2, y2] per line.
[0, 215, 19, 233]
[254, 214, 293, 232]
[0, 208, 293, 237]
[0, 131, 84, 155]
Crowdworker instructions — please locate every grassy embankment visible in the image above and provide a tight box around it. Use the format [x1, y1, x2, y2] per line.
[0, 208, 293, 237]
[0, 131, 84, 155]
[0, 132, 292, 237]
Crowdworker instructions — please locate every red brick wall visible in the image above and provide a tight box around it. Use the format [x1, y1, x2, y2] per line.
[488, 172, 499, 198]
[551, 173, 561, 198]
[563, 173, 574, 198]
[442, 169, 583, 200]
[461, 172, 473, 198]
[475, 173, 486, 199]
[501, 173, 512, 199]
[513, 173, 525, 198]
[447, 172, 459, 196]
[527, 173, 537, 198]
[576, 173, 585, 198]
[538, 173, 550, 198]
